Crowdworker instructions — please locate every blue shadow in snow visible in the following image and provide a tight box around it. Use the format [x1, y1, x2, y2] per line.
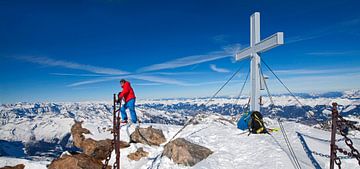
[296, 132, 322, 169]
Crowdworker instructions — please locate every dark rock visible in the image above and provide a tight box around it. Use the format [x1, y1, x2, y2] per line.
[71, 121, 90, 149]
[48, 154, 108, 169]
[49, 120, 130, 168]
[163, 138, 213, 166]
[127, 147, 149, 161]
[130, 126, 166, 146]
[70, 121, 117, 160]
[0, 164, 25, 169]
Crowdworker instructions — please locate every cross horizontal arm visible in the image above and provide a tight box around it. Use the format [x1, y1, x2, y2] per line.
[235, 32, 284, 61]
[254, 32, 284, 53]
[235, 46, 252, 61]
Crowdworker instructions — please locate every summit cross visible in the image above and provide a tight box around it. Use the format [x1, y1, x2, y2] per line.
[235, 12, 284, 112]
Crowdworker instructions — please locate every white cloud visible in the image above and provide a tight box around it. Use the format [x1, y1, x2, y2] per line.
[286, 19, 360, 44]
[209, 64, 230, 73]
[50, 73, 109, 77]
[266, 72, 360, 93]
[139, 52, 230, 72]
[133, 83, 162, 86]
[286, 34, 324, 44]
[186, 79, 245, 86]
[13, 55, 190, 87]
[273, 67, 360, 75]
[67, 74, 189, 87]
[67, 77, 121, 87]
[138, 43, 242, 72]
[15, 56, 129, 75]
[306, 50, 360, 56]
[212, 34, 229, 43]
[131, 74, 189, 86]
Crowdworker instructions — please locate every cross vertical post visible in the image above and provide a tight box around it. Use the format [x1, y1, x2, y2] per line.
[235, 12, 284, 113]
[250, 12, 261, 112]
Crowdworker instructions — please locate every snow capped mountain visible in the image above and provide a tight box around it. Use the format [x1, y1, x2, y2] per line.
[0, 90, 359, 168]
[342, 90, 360, 99]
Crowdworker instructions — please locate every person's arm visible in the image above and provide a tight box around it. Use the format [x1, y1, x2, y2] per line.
[118, 83, 130, 99]
[117, 92, 122, 102]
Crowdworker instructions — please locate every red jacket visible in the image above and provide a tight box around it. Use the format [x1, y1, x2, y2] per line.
[118, 81, 136, 102]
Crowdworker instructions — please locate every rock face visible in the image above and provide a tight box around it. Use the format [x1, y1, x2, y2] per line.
[71, 121, 91, 148]
[80, 138, 112, 160]
[127, 148, 149, 161]
[71, 121, 110, 160]
[130, 126, 166, 146]
[0, 164, 25, 169]
[70, 121, 123, 160]
[48, 154, 105, 169]
[49, 121, 129, 169]
[163, 138, 213, 166]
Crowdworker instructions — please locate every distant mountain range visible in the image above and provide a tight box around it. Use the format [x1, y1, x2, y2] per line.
[0, 90, 359, 161]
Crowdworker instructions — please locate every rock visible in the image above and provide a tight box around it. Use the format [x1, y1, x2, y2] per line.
[48, 154, 108, 169]
[81, 139, 129, 160]
[130, 126, 166, 146]
[0, 164, 25, 169]
[50, 121, 131, 168]
[117, 140, 131, 149]
[80, 138, 112, 160]
[70, 121, 131, 160]
[163, 138, 213, 166]
[127, 148, 149, 161]
[71, 121, 90, 148]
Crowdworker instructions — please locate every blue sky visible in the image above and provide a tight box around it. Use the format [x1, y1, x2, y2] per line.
[0, 0, 360, 103]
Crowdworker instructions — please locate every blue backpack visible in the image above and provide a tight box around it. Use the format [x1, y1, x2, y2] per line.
[237, 112, 251, 130]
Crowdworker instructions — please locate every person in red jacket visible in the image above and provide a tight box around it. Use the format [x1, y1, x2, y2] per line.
[118, 79, 137, 124]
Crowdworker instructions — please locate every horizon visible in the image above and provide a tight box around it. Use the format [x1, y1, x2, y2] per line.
[1, 89, 358, 105]
[1, 0, 360, 103]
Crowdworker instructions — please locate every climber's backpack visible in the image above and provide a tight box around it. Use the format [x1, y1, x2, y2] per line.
[237, 111, 251, 130]
[249, 111, 267, 134]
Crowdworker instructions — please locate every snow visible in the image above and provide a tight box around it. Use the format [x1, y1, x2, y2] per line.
[0, 157, 48, 169]
[0, 117, 74, 142]
[343, 105, 357, 112]
[1, 116, 360, 169]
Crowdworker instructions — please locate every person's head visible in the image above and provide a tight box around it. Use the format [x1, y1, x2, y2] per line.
[120, 79, 126, 87]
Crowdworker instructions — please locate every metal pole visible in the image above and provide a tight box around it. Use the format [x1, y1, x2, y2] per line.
[330, 102, 338, 169]
[113, 94, 117, 169]
[116, 99, 121, 169]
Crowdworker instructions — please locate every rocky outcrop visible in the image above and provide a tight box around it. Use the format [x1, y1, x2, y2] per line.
[72, 121, 111, 160]
[48, 121, 129, 169]
[80, 138, 112, 160]
[127, 147, 149, 161]
[130, 126, 166, 146]
[71, 121, 91, 148]
[48, 154, 107, 169]
[0, 164, 25, 169]
[163, 138, 213, 166]
[70, 121, 132, 160]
